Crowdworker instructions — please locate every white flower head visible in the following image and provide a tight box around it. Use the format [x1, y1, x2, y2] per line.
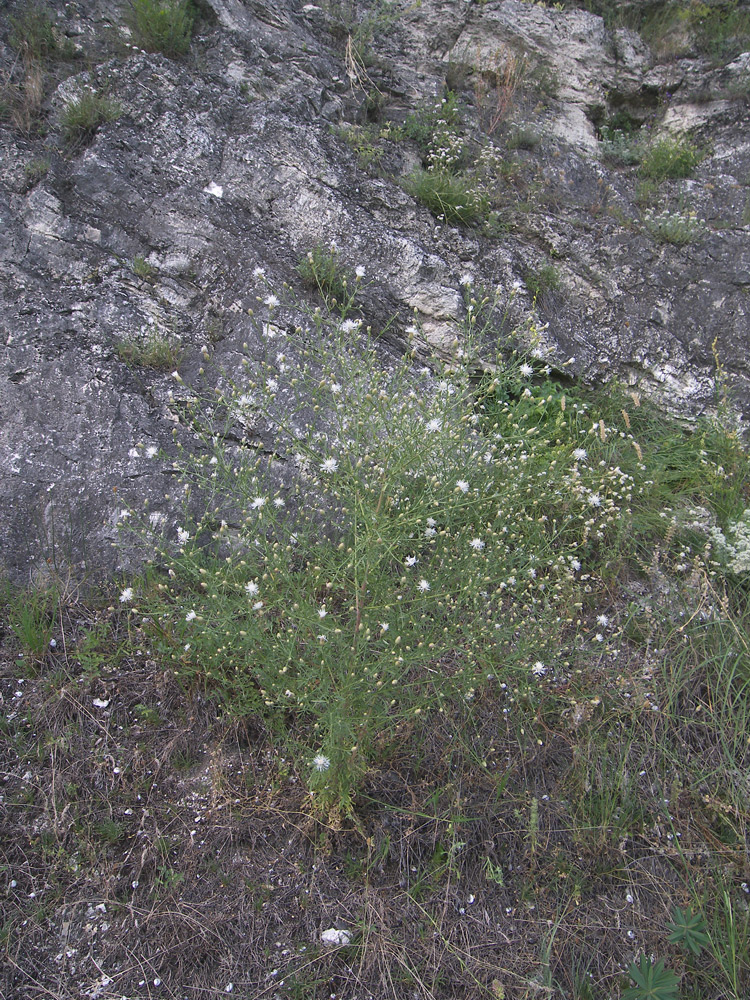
[470, 538, 485, 550]
[459, 273, 473, 286]
[119, 587, 134, 603]
[573, 448, 587, 462]
[318, 606, 327, 619]
[313, 753, 330, 772]
[320, 458, 338, 474]
[531, 661, 546, 676]
[340, 318, 361, 334]
[355, 265, 365, 279]
[596, 614, 610, 627]
[145, 445, 158, 459]
[264, 293, 279, 308]
[456, 480, 469, 493]
[185, 610, 197, 622]
[245, 580, 259, 596]
[252, 266, 266, 279]
[251, 496, 267, 510]
[404, 555, 418, 567]
[519, 363, 534, 378]
[177, 527, 190, 545]
[252, 600, 264, 610]
[426, 418, 442, 433]
[418, 578, 431, 592]
[380, 622, 389, 632]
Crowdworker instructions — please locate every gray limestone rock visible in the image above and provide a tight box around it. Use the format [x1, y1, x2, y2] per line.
[1, 0, 748, 583]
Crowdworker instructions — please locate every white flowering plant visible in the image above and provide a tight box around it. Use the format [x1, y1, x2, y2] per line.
[123, 276, 748, 816]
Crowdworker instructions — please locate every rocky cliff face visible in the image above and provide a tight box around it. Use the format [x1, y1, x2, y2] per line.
[1, 0, 749, 583]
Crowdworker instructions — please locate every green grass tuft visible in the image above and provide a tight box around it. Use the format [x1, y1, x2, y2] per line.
[61, 90, 121, 143]
[127, 0, 195, 59]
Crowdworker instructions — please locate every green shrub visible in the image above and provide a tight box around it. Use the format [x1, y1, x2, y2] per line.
[622, 955, 679, 1000]
[404, 169, 487, 225]
[132, 255, 157, 281]
[23, 158, 50, 186]
[524, 264, 560, 297]
[641, 1, 750, 66]
[127, 0, 195, 58]
[506, 126, 541, 152]
[3, 4, 75, 134]
[61, 90, 121, 143]
[9, 585, 58, 663]
[639, 134, 704, 181]
[599, 127, 641, 167]
[297, 244, 361, 317]
[642, 206, 705, 245]
[9, 5, 58, 61]
[123, 288, 668, 812]
[117, 330, 181, 370]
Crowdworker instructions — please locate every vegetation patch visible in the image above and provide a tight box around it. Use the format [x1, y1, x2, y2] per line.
[116, 328, 181, 370]
[4, 287, 750, 994]
[60, 89, 121, 143]
[297, 243, 363, 316]
[126, 0, 196, 58]
[4, 281, 750, 996]
[2, 3, 76, 133]
[639, 134, 705, 182]
[404, 167, 488, 225]
[641, 0, 750, 66]
[642, 206, 706, 246]
[524, 263, 560, 297]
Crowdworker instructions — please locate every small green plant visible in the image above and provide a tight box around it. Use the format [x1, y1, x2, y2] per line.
[134, 703, 162, 726]
[639, 134, 704, 181]
[404, 169, 487, 225]
[74, 621, 112, 676]
[127, 0, 195, 59]
[61, 90, 121, 143]
[622, 956, 680, 1000]
[403, 92, 462, 158]
[667, 904, 710, 956]
[524, 264, 560, 298]
[23, 158, 50, 187]
[297, 243, 361, 316]
[483, 857, 505, 886]
[337, 124, 384, 170]
[9, 4, 75, 63]
[642, 206, 705, 245]
[117, 330, 181, 370]
[94, 818, 125, 844]
[506, 126, 541, 151]
[9, 586, 57, 663]
[132, 255, 156, 281]
[599, 127, 642, 166]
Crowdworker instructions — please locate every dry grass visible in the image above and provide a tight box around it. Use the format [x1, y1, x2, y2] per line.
[2, 577, 750, 999]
